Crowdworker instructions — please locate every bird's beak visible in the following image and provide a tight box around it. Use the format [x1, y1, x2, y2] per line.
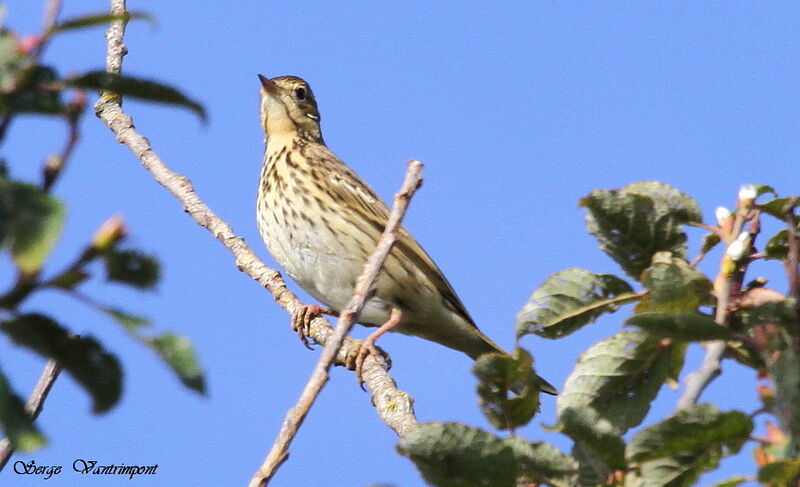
[258, 74, 278, 95]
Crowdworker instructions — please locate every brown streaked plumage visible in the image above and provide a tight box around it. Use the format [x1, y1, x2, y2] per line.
[256, 74, 556, 394]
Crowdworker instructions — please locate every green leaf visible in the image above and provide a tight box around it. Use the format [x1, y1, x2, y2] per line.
[473, 348, 540, 430]
[0, 366, 45, 451]
[1, 314, 122, 413]
[626, 312, 731, 341]
[66, 71, 206, 122]
[516, 267, 636, 339]
[626, 404, 752, 463]
[700, 232, 721, 254]
[627, 449, 722, 487]
[0, 177, 65, 273]
[558, 406, 626, 470]
[636, 252, 713, 313]
[758, 459, 800, 486]
[49, 11, 154, 34]
[397, 422, 578, 487]
[752, 184, 778, 199]
[760, 197, 797, 219]
[766, 340, 800, 449]
[103, 248, 160, 289]
[765, 227, 799, 261]
[580, 181, 701, 280]
[557, 329, 678, 433]
[104, 307, 150, 332]
[707, 475, 748, 487]
[145, 333, 205, 394]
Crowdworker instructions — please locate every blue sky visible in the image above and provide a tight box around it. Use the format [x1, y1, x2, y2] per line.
[2, 2, 798, 486]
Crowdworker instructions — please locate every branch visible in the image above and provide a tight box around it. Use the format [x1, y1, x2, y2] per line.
[95, 0, 416, 438]
[0, 360, 62, 470]
[249, 160, 423, 487]
[676, 197, 758, 410]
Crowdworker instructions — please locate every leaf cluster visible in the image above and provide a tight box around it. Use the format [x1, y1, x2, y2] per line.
[400, 182, 800, 486]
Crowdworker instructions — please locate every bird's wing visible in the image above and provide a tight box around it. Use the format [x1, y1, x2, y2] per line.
[323, 155, 479, 330]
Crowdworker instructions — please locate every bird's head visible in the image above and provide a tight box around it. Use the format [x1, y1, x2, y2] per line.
[258, 74, 322, 142]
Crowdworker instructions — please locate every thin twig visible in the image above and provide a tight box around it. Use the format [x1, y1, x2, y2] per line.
[249, 160, 423, 487]
[676, 199, 758, 410]
[0, 360, 63, 471]
[95, 0, 416, 438]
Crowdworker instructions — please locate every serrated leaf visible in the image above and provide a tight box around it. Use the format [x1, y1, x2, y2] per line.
[1, 314, 122, 413]
[516, 267, 636, 339]
[636, 252, 713, 313]
[557, 329, 676, 433]
[145, 334, 205, 393]
[397, 422, 578, 487]
[580, 181, 701, 280]
[627, 449, 722, 487]
[67, 71, 206, 122]
[103, 248, 160, 289]
[0, 366, 45, 451]
[758, 458, 800, 486]
[473, 349, 540, 430]
[626, 404, 752, 463]
[626, 312, 731, 341]
[559, 407, 626, 470]
[0, 177, 65, 273]
[760, 197, 797, 219]
[49, 11, 154, 34]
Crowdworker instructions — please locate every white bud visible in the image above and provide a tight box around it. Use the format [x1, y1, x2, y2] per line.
[738, 185, 757, 201]
[715, 206, 731, 225]
[725, 232, 751, 261]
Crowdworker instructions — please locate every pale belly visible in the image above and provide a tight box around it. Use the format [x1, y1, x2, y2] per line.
[257, 194, 394, 326]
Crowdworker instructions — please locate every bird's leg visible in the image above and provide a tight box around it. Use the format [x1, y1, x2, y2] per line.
[291, 304, 337, 349]
[355, 307, 402, 384]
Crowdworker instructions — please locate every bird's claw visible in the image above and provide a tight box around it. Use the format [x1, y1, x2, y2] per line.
[290, 304, 333, 350]
[354, 342, 391, 389]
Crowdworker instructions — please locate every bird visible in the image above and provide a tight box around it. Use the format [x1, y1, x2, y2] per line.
[256, 74, 556, 395]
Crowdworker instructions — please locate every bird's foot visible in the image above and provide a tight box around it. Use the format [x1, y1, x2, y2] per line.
[354, 308, 402, 387]
[291, 304, 336, 349]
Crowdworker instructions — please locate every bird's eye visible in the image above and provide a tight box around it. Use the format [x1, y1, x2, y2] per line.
[294, 87, 307, 101]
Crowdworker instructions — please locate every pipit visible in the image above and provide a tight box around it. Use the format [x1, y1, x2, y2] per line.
[256, 75, 556, 394]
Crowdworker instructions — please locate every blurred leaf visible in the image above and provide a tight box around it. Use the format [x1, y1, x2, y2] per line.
[707, 475, 747, 487]
[397, 422, 578, 487]
[48, 268, 89, 289]
[758, 458, 800, 486]
[626, 312, 731, 341]
[700, 232, 721, 254]
[580, 181, 701, 280]
[571, 442, 610, 487]
[104, 307, 150, 331]
[49, 11, 154, 34]
[103, 248, 160, 289]
[626, 404, 752, 463]
[766, 340, 800, 449]
[557, 329, 677, 433]
[752, 184, 778, 199]
[765, 227, 798, 261]
[743, 299, 798, 333]
[66, 71, 206, 122]
[516, 267, 636, 339]
[635, 252, 713, 313]
[473, 349, 540, 430]
[626, 449, 722, 487]
[0, 177, 65, 273]
[145, 333, 205, 394]
[1, 314, 122, 413]
[558, 406, 626, 470]
[0, 366, 45, 451]
[760, 197, 797, 219]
